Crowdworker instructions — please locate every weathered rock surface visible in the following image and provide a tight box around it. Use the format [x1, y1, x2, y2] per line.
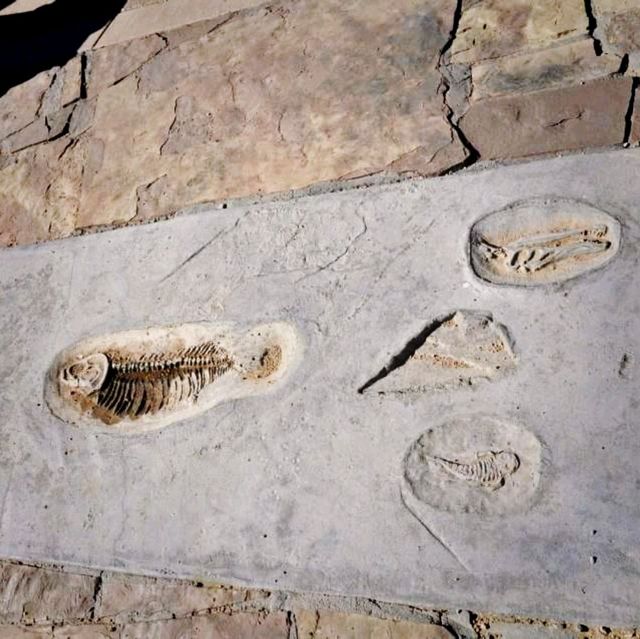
[450, 0, 587, 64]
[594, 0, 640, 73]
[98, 0, 267, 48]
[295, 609, 455, 639]
[119, 612, 289, 638]
[0, 564, 96, 625]
[470, 38, 620, 100]
[461, 77, 632, 159]
[96, 574, 268, 623]
[0, 0, 464, 246]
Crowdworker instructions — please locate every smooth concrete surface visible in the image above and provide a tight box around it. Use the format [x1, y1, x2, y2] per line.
[0, 149, 639, 625]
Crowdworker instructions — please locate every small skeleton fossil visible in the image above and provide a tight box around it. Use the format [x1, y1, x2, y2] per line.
[58, 342, 234, 423]
[477, 225, 611, 274]
[430, 450, 520, 490]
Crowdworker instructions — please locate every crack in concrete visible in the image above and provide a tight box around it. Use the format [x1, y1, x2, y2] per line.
[295, 214, 368, 283]
[399, 488, 472, 574]
[159, 211, 250, 283]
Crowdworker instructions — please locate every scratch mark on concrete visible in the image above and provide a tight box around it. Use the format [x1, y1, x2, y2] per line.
[400, 488, 471, 573]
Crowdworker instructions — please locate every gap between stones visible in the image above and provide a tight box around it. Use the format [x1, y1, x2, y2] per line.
[623, 78, 639, 144]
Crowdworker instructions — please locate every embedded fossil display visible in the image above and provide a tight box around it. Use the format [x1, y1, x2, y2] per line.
[46, 322, 301, 432]
[402, 417, 543, 515]
[359, 310, 516, 394]
[431, 451, 520, 491]
[470, 198, 621, 285]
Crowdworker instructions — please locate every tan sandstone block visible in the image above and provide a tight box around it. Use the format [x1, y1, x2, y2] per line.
[53, 625, 118, 638]
[295, 609, 455, 639]
[85, 35, 167, 98]
[96, 573, 267, 623]
[0, 0, 464, 245]
[471, 38, 620, 100]
[461, 77, 632, 160]
[451, 0, 587, 64]
[0, 70, 53, 140]
[0, 563, 97, 625]
[0, 626, 49, 638]
[97, 0, 266, 48]
[120, 612, 289, 638]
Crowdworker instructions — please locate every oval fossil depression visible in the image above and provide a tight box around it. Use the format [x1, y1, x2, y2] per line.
[469, 198, 622, 286]
[45, 322, 302, 433]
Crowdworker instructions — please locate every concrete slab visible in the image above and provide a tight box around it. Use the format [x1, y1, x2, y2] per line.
[0, 149, 639, 625]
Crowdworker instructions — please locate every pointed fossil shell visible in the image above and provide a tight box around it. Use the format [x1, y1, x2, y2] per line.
[402, 417, 543, 515]
[470, 198, 621, 286]
[45, 322, 302, 433]
[360, 310, 516, 394]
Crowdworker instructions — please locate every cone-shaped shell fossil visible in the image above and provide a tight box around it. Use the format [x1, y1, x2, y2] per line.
[470, 198, 621, 286]
[359, 310, 516, 394]
[46, 322, 302, 433]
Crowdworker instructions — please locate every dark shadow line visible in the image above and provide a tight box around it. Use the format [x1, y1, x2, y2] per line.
[357, 312, 457, 394]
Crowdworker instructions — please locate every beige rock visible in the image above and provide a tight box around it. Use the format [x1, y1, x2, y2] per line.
[295, 609, 455, 639]
[603, 10, 640, 50]
[85, 35, 167, 98]
[451, 0, 587, 64]
[0, 70, 52, 140]
[124, 0, 165, 9]
[594, 0, 638, 11]
[120, 612, 289, 638]
[0, 626, 49, 638]
[53, 625, 118, 638]
[0, 563, 96, 625]
[0, 0, 462, 245]
[0, 0, 54, 14]
[61, 56, 83, 107]
[471, 38, 620, 100]
[97, 0, 267, 48]
[460, 77, 632, 160]
[96, 573, 266, 623]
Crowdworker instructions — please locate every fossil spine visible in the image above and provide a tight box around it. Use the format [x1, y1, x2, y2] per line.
[431, 450, 520, 490]
[94, 341, 234, 420]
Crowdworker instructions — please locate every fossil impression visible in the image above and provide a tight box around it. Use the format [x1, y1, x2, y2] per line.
[470, 198, 621, 285]
[359, 310, 516, 394]
[431, 451, 520, 491]
[46, 322, 301, 432]
[402, 417, 542, 515]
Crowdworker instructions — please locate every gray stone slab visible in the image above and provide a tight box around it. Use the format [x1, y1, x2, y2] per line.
[1, 149, 639, 625]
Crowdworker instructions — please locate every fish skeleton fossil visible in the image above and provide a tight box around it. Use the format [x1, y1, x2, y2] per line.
[430, 450, 520, 490]
[477, 225, 611, 274]
[58, 341, 234, 423]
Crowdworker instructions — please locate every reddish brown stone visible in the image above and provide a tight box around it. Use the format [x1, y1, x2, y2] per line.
[460, 77, 633, 160]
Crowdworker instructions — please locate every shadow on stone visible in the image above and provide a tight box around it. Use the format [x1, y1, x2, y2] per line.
[0, 0, 126, 97]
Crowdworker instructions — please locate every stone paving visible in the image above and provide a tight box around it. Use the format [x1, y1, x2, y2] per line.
[0, 561, 638, 638]
[0, 0, 638, 246]
[1, 0, 640, 634]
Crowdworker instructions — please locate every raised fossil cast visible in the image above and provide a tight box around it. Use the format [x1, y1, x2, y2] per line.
[430, 450, 520, 491]
[359, 310, 516, 394]
[46, 322, 301, 432]
[470, 198, 621, 285]
[402, 417, 543, 515]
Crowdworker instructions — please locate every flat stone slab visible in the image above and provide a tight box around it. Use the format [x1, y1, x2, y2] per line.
[1, 149, 639, 625]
